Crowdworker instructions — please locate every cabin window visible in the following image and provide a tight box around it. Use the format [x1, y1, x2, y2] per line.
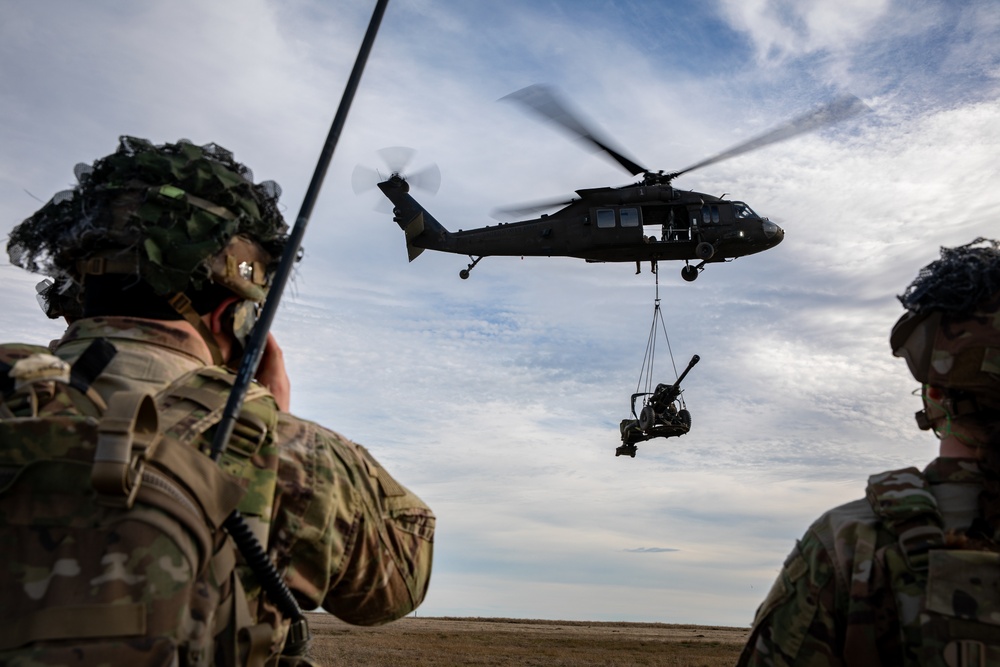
[733, 202, 758, 219]
[596, 208, 616, 228]
[701, 205, 720, 224]
[620, 207, 640, 227]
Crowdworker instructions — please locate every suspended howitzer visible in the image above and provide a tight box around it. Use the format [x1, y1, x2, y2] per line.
[617, 354, 699, 457]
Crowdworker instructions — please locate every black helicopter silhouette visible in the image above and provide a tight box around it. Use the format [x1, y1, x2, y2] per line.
[374, 85, 869, 281]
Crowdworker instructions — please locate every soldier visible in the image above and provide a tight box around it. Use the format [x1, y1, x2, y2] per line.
[0, 137, 434, 665]
[738, 237, 1000, 666]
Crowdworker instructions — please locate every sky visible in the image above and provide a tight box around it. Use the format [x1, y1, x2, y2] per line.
[2, 0, 1000, 627]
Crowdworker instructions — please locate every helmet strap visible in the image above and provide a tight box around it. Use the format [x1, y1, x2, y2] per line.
[167, 292, 226, 366]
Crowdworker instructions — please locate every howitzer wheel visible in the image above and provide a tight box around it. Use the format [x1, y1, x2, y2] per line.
[678, 409, 691, 430]
[696, 242, 715, 260]
[639, 405, 657, 431]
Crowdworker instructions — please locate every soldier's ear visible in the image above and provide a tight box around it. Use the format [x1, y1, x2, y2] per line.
[208, 297, 242, 338]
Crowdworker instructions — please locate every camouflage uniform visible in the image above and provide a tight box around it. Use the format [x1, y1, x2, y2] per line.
[52, 315, 435, 627]
[738, 458, 997, 667]
[0, 137, 435, 663]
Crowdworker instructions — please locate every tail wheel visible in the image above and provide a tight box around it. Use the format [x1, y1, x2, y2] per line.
[681, 265, 698, 282]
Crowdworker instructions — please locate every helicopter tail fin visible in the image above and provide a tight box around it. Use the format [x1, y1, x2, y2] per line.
[378, 176, 452, 261]
[400, 212, 426, 261]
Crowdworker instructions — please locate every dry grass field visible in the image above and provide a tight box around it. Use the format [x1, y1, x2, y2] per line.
[306, 612, 749, 666]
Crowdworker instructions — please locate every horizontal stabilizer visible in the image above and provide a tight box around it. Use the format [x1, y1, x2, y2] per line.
[404, 212, 426, 262]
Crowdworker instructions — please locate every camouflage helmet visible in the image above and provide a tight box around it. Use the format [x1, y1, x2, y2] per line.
[7, 136, 288, 303]
[891, 238, 1000, 418]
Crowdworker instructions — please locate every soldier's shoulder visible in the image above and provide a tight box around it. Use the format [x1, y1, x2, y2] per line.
[275, 411, 350, 444]
[738, 496, 879, 666]
[0, 342, 52, 365]
[802, 493, 886, 575]
[809, 495, 879, 541]
[273, 411, 363, 465]
[807, 467, 930, 548]
[273, 413, 391, 483]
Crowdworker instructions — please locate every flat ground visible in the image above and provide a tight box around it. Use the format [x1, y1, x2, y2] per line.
[306, 613, 749, 666]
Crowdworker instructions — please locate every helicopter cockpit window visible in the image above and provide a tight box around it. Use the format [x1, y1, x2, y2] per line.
[620, 207, 640, 227]
[733, 202, 759, 219]
[701, 205, 720, 224]
[597, 208, 616, 228]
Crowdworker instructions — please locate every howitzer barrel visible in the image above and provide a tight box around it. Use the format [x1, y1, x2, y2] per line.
[652, 354, 699, 406]
[674, 354, 700, 387]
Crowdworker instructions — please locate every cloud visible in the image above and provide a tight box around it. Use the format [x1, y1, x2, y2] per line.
[717, 0, 891, 65]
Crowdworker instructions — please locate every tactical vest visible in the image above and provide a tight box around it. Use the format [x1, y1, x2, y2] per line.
[867, 467, 1000, 667]
[0, 340, 288, 667]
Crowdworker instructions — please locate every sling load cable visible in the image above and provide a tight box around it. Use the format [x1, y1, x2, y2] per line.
[634, 270, 685, 413]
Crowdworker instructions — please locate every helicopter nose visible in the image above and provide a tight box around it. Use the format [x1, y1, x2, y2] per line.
[762, 219, 783, 244]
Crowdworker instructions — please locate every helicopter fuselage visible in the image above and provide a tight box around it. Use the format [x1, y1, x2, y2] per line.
[378, 175, 784, 280]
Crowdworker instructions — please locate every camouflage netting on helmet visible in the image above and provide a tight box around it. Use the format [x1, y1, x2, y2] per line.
[893, 236, 1000, 417]
[899, 238, 1000, 316]
[35, 277, 83, 321]
[7, 136, 288, 296]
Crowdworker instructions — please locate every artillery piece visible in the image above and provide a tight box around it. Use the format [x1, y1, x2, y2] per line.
[616, 354, 699, 457]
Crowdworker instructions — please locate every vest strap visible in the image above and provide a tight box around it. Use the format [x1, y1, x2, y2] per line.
[0, 603, 145, 650]
[168, 292, 226, 366]
[92, 391, 161, 507]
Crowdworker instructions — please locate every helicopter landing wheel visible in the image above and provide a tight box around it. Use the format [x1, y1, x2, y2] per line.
[681, 265, 699, 282]
[460, 255, 483, 279]
[696, 241, 715, 260]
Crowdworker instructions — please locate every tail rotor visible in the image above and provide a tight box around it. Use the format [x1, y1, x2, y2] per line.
[352, 146, 441, 197]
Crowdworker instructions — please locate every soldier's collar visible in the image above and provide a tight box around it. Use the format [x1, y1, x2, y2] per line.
[57, 316, 214, 366]
[924, 457, 987, 485]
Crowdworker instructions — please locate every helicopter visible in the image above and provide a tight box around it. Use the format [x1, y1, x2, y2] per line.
[373, 85, 869, 281]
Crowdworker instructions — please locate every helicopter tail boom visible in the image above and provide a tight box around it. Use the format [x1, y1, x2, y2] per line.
[377, 175, 453, 261]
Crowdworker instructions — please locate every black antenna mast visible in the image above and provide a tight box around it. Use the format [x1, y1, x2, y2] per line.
[209, 0, 390, 656]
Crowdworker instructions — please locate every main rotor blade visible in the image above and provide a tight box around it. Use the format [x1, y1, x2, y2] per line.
[491, 194, 577, 220]
[672, 94, 871, 178]
[502, 84, 647, 177]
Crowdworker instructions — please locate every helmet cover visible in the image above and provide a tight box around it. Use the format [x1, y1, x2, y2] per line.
[891, 238, 1000, 411]
[7, 136, 288, 301]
